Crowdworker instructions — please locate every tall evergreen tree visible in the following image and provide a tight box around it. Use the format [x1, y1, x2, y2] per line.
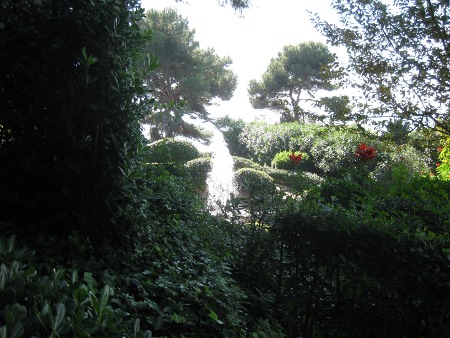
[141, 8, 237, 140]
[248, 41, 344, 123]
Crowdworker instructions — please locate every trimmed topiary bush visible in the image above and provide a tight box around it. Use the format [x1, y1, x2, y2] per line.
[185, 156, 212, 192]
[265, 168, 323, 192]
[147, 138, 201, 164]
[232, 156, 263, 171]
[234, 168, 274, 198]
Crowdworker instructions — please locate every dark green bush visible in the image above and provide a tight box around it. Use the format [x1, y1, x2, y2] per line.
[0, 236, 150, 337]
[271, 151, 298, 170]
[239, 122, 384, 176]
[239, 122, 320, 165]
[269, 164, 450, 337]
[234, 168, 274, 198]
[105, 150, 249, 337]
[232, 156, 263, 171]
[147, 138, 201, 164]
[307, 128, 378, 176]
[265, 168, 323, 192]
[185, 156, 212, 192]
[0, 0, 152, 241]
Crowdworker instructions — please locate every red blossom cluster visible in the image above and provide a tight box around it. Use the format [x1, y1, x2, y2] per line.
[289, 151, 303, 165]
[354, 143, 377, 161]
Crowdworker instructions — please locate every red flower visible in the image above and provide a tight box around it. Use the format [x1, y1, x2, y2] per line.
[437, 147, 443, 152]
[354, 143, 377, 161]
[436, 163, 441, 167]
[289, 151, 303, 165]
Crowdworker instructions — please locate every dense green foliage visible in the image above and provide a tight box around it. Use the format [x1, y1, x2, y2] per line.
[185, 156, 212, 192]
[147, 138, 201, 164]
[2, 1, 450, 337]
[270, 167, 450, 337]
[234, 168, 275, 198]
[239, 121, 431, 178]
[0, 0, 152, 241]
[271, 151, 302, 170]
[437, 137, 450, 181]
[141, 8, 237, 140]
[239, 121, 320, 165]
[0, 237, 151, 337]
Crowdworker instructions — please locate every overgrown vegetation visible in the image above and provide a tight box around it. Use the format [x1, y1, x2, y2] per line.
[1, 1, 449, 337]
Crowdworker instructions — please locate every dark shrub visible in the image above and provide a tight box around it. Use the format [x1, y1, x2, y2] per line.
[185, 156, 212, 192]
[148, 138, 201, 163]
[235, 168, 274, 198]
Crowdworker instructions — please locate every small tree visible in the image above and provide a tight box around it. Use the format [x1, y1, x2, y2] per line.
[248, 41, 343, 123]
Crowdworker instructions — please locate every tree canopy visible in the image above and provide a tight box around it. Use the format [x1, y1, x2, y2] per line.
[313, 0, 450, 135]
[141, 8, 237, 139]
[175, 0, 251, 11]
[247, 41, 342, 123]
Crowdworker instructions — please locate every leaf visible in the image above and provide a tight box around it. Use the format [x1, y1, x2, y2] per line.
[0, 270, 5, 289]
[81, 47, 88, 62]
[99, 285, 110, 314]
[5, 308, 15, 330]
[134, 318, 140, 336]
[71, 270, 78, 284]
[7, 236, 15, 253]
[172, 312, 185, 324]
[24, 266, 37, 282]
[53, 268, 65, 286]
[53, 303, 66, 330]
[9, 321, 24, 338]
[72, 285, 89, 304]
[208, 311, 223, 324]
[89, 291, 100, 315]
[40, 303, 50, 318]
[83, 272, 98, 290]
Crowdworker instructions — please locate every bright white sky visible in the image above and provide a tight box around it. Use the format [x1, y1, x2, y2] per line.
[140, 0, 342, 122]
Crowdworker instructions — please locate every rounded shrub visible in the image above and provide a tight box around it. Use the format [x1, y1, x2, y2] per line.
[266, 168, 323, 192]
[148, 138, 201, 164]
[234, 168, 274, 198]
[185, 156, 212, 192]
[232, 156, 262, 170]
